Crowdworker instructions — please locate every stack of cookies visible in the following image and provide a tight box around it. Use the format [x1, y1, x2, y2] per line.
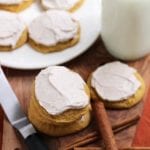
[28, 66, 91, 136]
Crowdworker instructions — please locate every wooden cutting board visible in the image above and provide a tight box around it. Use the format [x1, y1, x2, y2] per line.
[1, 37, 150, 150]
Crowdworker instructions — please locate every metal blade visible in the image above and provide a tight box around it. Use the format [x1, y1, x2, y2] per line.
[0, 67, 36, 138]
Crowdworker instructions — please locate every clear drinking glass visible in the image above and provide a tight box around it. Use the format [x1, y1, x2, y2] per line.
[101, 0, 150, 60]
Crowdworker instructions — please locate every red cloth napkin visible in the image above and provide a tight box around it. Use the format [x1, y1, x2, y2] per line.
[132, 88, 150, 146]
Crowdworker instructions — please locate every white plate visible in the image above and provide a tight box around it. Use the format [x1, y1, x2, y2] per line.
[0, 0, 101, 70]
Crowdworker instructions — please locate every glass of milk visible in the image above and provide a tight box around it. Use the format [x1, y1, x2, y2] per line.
[101, 0, 150, 60]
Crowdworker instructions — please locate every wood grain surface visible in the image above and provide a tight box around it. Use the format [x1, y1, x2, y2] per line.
[1, 37, 150, 150]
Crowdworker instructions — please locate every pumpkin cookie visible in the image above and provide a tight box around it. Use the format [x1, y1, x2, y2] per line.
[0, 11, 27, 51]
[28, 66, 91, 136]
[87, 61, 145, 109]
[41, 0, 84, 12]
[0, 0, 33, 12]
[28, 105, 91, 136]
[29, 90, 91, 125]
[28, 10, 80, 53]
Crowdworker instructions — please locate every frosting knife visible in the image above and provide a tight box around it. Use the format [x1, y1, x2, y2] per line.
[0, 67, 49, 150]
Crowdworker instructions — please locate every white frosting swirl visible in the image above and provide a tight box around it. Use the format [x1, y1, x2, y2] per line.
[0, 11, 26, 48]
[35, 66, 90, 115]
[0, 0, 23, 5]
[91, 61, 141, 101]
[28, 10, 79, 46]
[42, 0, 79, 10]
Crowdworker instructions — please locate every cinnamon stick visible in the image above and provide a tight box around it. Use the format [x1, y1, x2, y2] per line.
[64, 114, 140, 150]
[74, 147, 102, 150]
[92, 100, 118, 150]
[112, 114, 140, 134]
[74, 147, 150, 150]
[113, 119, 138, 134]
[65, 136, 98, 150]
[65, 131, 97, 147]
[122, 147, 150, 150]
[112, 115, 140, 130]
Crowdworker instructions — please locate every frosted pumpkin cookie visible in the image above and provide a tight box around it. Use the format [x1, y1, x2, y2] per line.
[28, 66, 91, 136]
[88, 61, 145, 109]
[28, 10, 80, 53]
[41, 0, 84, 12]
[0, 11, 27, 51]
[0, 0, 33, 12]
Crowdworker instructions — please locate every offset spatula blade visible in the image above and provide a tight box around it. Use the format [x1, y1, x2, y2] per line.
[0, 67, 28, 130]
[0, 67, 49, 150]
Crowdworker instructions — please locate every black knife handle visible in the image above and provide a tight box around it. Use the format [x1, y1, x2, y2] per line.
[25, 133, 49, 150]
